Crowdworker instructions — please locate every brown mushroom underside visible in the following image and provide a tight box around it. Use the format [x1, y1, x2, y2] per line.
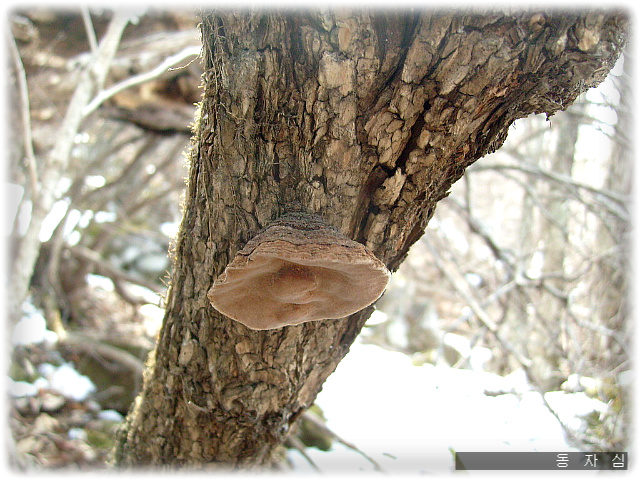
[207, 212, 390, 330]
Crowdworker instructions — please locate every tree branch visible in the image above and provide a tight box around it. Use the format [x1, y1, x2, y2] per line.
[81, 7, 98, 53]
[82, 45, 201, 117]
[471, 159, 629, 217]
[68, 245, 163, 297]
[424, 235, 532, 368]
[8, 31, 38, 202]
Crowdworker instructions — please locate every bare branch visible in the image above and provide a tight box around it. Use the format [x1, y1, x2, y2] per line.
[283, 436, 321, 472]
[81, 7, 98, 53]
[471, 159, 629, 213]
[8, 31, 38, 201]
[60, 332, 145, 377]
[424, 235, 532, 369]
[82, 45, 201, 117]
[68, 245, 163, 296]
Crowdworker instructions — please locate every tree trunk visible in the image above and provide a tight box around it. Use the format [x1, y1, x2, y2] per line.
[114, 9, 628, 468]
[528, 101, 582, 391]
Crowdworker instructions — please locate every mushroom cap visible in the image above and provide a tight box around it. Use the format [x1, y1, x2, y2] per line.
[207, 212, 390, 330]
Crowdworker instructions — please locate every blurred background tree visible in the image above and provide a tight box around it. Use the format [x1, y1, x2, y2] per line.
[365, 54, 631, 450]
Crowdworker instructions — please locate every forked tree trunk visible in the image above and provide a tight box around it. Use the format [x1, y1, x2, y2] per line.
[114, 9, 627, 467]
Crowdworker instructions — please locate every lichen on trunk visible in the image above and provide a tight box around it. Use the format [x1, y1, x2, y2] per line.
[113, 9, 628, 468]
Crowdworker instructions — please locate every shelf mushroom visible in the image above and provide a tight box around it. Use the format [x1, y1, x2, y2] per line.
[207, 211, 390, 330]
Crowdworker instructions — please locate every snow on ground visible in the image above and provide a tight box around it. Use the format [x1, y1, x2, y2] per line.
[12, 301, 58, 346]
[290, 341, 609, 475]
[10, 300, 614, 475]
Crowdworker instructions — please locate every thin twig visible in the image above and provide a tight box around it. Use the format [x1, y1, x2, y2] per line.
[8, 31, 38, 201]
[301, 410, 385, 472]
[424, 236, 531, 368]
[284, 436, 321, 472]
[82, 45, 201, 117]
[471, 160, 628, 206]
[81, 6, 98, 53]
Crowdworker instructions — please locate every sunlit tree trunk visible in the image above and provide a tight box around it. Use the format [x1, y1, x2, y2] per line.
[113, 9, 628, 467]
[589, 54, 631, 370]
[528, 101, 582, 390]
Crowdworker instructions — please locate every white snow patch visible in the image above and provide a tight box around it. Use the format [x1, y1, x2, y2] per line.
[39, 199, 70, 242]
[98, 409, 124, 422]
[365, 309, 388, 326]
[12, 301, 58, 346]
[298, 341, 608, 474]
[8, 379, 38, 398]
[38, 363, 96, 402]
[139, 303, 165, 337]
[6, 183, 24, 234]
[160, 221, 180, 238]
[94, 210, 117, 223]
[68, 428, 88, 441]
[86, 273, 115, 292]
[127, 284, 162, 305]
[85, 175, 106, 188]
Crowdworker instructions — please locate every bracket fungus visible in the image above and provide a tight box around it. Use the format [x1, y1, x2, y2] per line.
[207, 211, 391, 330]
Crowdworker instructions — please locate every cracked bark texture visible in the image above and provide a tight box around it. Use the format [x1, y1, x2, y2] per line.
[114, 9, 628, 468]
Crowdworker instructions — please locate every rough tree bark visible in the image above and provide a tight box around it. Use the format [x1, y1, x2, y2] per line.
[113, 9, 628, 468]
